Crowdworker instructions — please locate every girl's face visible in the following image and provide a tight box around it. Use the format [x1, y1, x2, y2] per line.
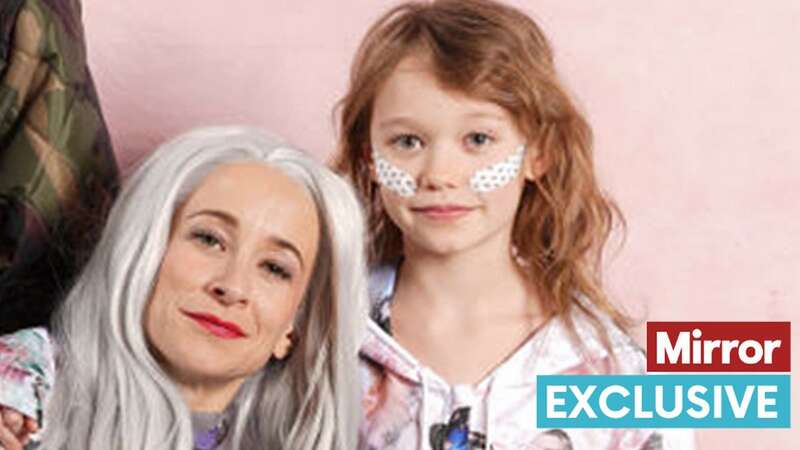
[369, 55, 540, 258]
[144, 163, 320, 405]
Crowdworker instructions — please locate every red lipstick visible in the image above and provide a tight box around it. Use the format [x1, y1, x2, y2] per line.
[181, 310, 247, 339]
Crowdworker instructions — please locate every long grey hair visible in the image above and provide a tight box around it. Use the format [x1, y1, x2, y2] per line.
[41, 126, 368, 449]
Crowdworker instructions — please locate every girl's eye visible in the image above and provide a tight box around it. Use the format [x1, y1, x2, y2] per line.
[391, 134, 423, 151]
[190, 229, 225, 250]
[261, 261, 293, 281]
[466, 132, 494, 148]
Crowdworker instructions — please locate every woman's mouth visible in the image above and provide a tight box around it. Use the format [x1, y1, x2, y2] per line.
[180, 310, 247, 339]
[410, 204, 475, 221]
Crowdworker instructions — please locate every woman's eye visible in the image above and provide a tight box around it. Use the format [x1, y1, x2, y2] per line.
[262, 261, 293, 281]
[391, 134, 423, 151]
[466, 132, 493, 148]
[190, 230, 224, 250]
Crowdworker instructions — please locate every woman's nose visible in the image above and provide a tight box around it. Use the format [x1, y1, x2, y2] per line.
[205, 261, 250, 305]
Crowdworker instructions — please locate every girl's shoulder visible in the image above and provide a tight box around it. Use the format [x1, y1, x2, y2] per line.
[535, 298, 646, 376]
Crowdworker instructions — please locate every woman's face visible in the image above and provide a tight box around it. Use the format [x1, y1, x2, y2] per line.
[145, 163, 319, 403]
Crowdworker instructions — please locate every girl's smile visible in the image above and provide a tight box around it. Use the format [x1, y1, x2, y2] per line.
[410, 204, 476, 222]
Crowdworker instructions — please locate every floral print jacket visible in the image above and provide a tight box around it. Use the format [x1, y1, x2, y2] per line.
[359, 264, 695, 450]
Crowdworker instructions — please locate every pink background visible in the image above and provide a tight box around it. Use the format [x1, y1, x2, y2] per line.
[82, 1, 798, 447]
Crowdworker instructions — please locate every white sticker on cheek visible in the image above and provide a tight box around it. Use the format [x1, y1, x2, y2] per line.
[372, 148, 418, 197]
[469, 145, 526, 193]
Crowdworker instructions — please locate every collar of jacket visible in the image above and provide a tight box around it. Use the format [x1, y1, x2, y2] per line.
[359, 263, 643, 391]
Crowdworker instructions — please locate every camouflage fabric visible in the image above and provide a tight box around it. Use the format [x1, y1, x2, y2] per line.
[0, 0, 119, 333]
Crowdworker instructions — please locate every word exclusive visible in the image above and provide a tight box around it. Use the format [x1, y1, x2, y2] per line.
[647, 322, 790, 372]
[536, 375, 790, 428]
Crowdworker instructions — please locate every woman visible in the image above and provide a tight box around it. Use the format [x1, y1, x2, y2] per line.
[0, 126, 367, 449]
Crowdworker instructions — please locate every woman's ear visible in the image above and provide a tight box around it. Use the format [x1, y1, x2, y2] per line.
[272, 327, 295, 360]
[524, 146, 548, 181]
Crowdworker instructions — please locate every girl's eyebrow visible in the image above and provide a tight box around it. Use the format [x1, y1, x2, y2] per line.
[185, 209, 306, 269]
[375, 116, 420, 129]
[462, 111, 507, 123]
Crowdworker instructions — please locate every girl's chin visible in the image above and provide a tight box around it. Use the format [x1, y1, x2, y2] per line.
[406, 236, 480, 257]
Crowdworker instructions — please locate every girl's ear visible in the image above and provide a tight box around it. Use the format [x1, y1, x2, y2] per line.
[524, 147, 548, 181]
[365, 144, 378, 183]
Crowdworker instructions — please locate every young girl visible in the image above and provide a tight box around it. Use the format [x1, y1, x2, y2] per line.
[334, 0, 693, 449]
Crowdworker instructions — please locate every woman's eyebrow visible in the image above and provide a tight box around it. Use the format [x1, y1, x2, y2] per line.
[187, 209, 238, 226]
[270, 237, 305, 270]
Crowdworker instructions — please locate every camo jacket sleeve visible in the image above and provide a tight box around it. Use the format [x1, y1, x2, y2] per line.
[0, 0, 119, 332]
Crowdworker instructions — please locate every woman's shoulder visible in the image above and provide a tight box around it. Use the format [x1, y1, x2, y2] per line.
[0, 327, 53, 364]
[3, 326, 51, 340]
[0, 326, 55, 418]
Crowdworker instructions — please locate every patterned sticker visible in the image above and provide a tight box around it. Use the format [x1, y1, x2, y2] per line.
[468, 145, 526, 193]
[372, 148, 418, 197]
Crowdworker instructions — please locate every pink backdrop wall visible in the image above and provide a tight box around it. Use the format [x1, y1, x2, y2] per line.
[81, 1, 799, 447]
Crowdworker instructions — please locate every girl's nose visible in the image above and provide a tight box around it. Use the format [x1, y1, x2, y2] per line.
[417, 146, 463, 191]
